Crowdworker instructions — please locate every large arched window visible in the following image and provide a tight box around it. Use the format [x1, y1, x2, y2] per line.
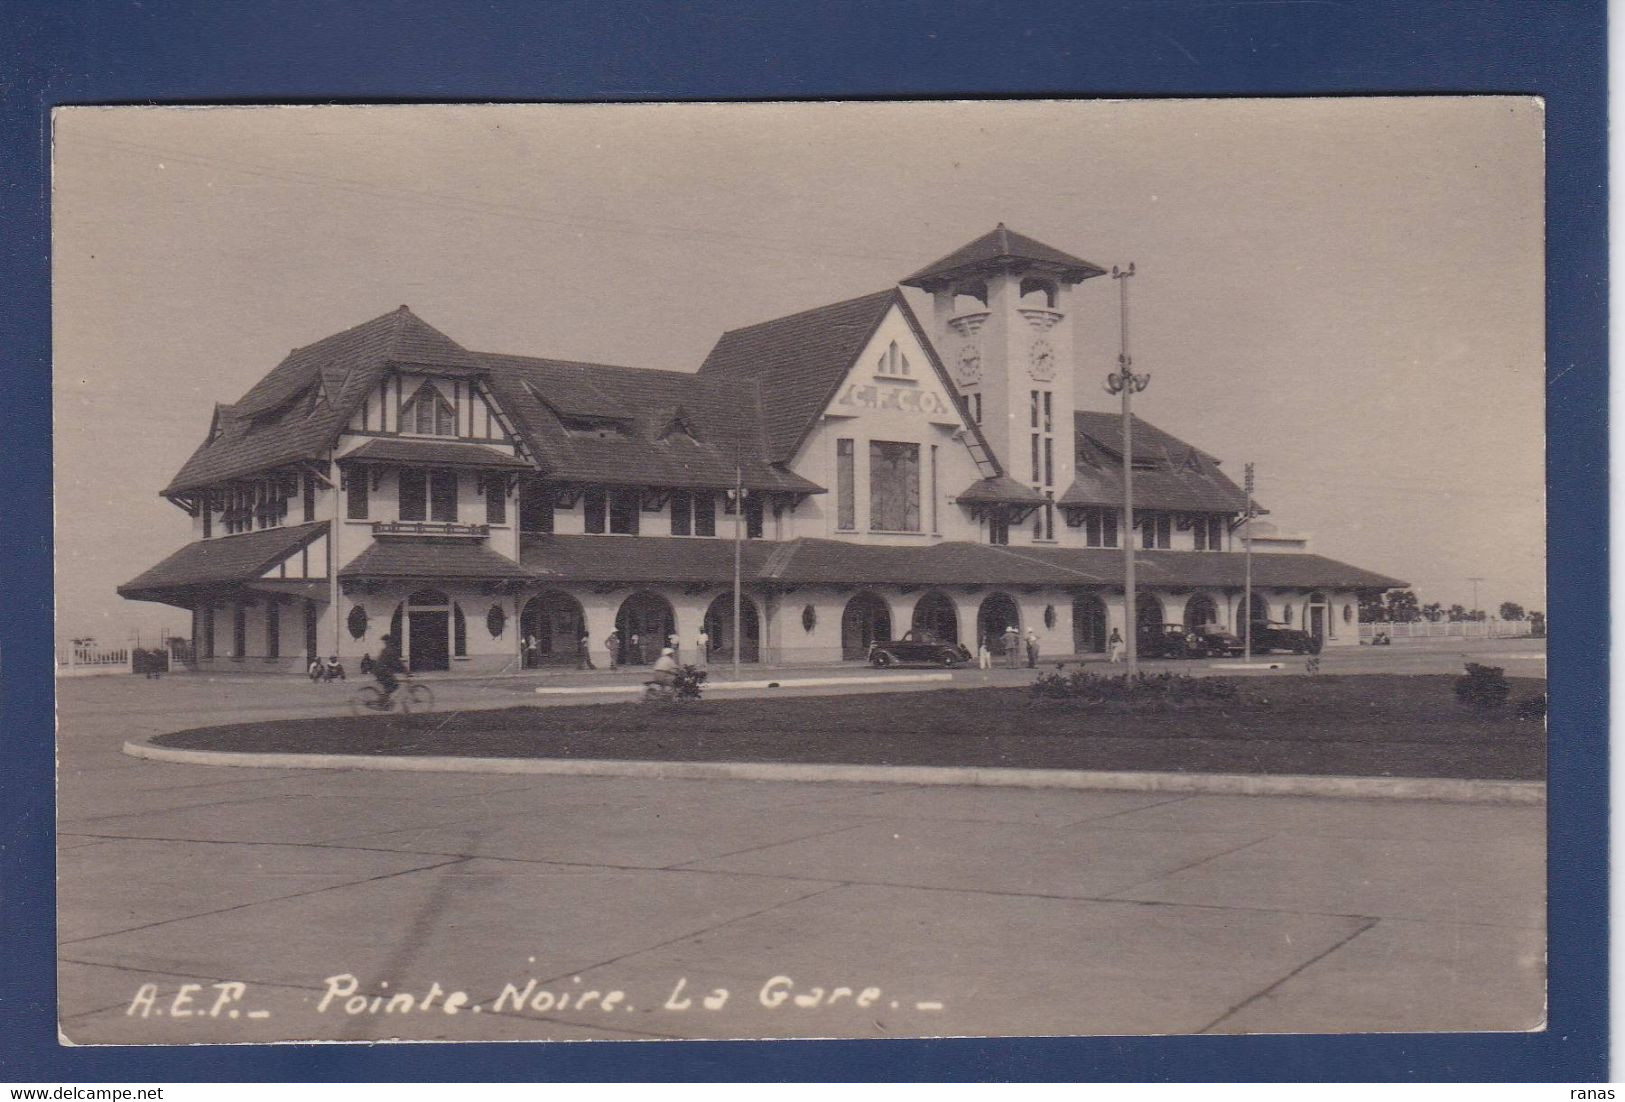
[403, 383, 457, 437]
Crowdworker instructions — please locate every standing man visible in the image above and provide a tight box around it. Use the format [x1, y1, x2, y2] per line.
[695, 627, 710, 668]
[605, 628, 621, 671]
[1025, 629, 1040, 669]
[1107, 627, 1124, 664]
[629, 632, 640, 665]
[1002, 625, 1021, 670]
[668, 630, 681, 664]
[977, 636, 992, 670]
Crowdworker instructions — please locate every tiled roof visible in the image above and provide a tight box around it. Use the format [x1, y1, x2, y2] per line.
[696, 289, 899, 464]
[339, 540, 533, 581]
[478, 353, 822, 493]
[1060, 413, 1250, 514]
[955, 475, 1048, 506]
[338, 438, 531, 469]
[118, 522, 329, 602]
[166, 308, 482, 494]
[523, 535, 1401, 590]
[522, 533, 783, 584]
[901, 224, 1107, 288]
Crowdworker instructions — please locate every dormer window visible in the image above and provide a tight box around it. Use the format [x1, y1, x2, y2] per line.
[876, 340, 911, 378]
[403, 383, 457, 437]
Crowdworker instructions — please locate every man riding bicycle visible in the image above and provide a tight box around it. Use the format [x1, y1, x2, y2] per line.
[373, 633, 405, 705]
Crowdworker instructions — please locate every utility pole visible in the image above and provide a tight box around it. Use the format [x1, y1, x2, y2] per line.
[733, 459, 744, 681]
[1243, 462, 1256, 662]
[1104, 262, 1149, 676]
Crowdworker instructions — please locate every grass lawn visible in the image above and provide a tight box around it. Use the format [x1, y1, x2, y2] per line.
[155, 673, 1546, 781]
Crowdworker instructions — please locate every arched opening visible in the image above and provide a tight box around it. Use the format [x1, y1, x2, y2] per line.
[1072, 593, 1108, 654]
[911, 590, 959, 645]
[841, 592, 892, 660]
[520, 590, 587, 668]
[615, 590, 676, 666]
[704, 593, 760, 663]
[1183, 593, 1220, 634]
[952, 282, 989, 314]
[402, 588, 450, 672]
[976, 592, 1022, 656]
[1135, 593, 1165, 651]
[1019, 277, 1058, 308]
[1243, 593, 1271, 626]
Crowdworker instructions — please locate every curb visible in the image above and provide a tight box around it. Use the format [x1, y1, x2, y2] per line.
[122, 736, 1544, 805]
[533, 672, 955, 695]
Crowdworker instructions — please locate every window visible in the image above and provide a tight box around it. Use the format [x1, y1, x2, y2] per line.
[836, 438, 855, 530]
[609, 490, 640, 535]
[583, 487, 607, 534]
[1030, 390, 1039, 429]
[202, 501, 212, 538]
[1194, 516, 1207, 551]
[693, 492, 716, 537]
[869, 440, 920, 532]
[399, 469, 427, 521]
[520, 487, 553, 533]
[1140, 512, 1171, 550]
[670, 490, 692, 536]
[232, 605, 246, 658]
[404, 383, 457, 436]
[454, 603, 467, 657]
[1044, 438, 1053, 487]
[1083, 508, 1119, 548]
[266, 601, 280, 658]
[1209, 516, 1224, 551]
[1031, 433, 1041, 483]
[877, 340, 911, 377]
[988, 511, 1009, 545]
[1043, 391, 1052, 433]
[303, 476, 316, 523]
[430, 470, 457, 522]
[973, 394, 982, 424]
[745, 494, 764, 539]
[347, 472, 369, 519]
[485, 478, 506, 525]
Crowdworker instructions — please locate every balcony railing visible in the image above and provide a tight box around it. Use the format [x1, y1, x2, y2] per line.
[371, 521, 490, 540]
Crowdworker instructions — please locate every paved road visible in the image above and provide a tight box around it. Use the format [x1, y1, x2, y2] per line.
[56, 637, 1545, 1043]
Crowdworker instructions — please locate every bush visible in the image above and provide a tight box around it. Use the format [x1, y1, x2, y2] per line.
[1515, 693, 1547, 722]
[1030, 670, 1240, 707]
[131, 647, 169, 676]
[672, 664, 708, 701]
[1454, 663, 1510, 710]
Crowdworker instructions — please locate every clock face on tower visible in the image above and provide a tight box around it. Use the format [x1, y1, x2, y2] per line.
[1029, 338, 1057, 382]
[954, 342, 982, 386]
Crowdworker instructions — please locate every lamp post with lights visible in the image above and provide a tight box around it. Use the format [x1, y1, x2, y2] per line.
[1104, 263, 1149, 676]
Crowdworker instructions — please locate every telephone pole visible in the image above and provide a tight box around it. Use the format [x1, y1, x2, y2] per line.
[1104, 263, 1149, 676]
[1243, 462, 1256, 662]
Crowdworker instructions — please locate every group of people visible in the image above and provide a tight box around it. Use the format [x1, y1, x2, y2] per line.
[310, 633, 408, 705]
[519, 629, 718, 672]
[971, 626, 1129, 668]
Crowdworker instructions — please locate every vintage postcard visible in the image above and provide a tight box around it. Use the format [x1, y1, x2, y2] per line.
[52, 99, 1546, 1044]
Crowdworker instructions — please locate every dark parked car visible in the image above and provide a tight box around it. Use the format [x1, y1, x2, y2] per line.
[1246, 621, 1322, 655]
[868, 630, 972, 668]
[1140, 624, 1243, 659]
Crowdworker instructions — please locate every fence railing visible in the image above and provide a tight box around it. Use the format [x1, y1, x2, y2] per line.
[56, 645, 133, 676]
[1359, 621, 1537, 641]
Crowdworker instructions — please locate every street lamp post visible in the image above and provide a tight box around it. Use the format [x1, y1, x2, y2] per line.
[1242, 462, 1256, 662]
[1104, 262, 1149, 677]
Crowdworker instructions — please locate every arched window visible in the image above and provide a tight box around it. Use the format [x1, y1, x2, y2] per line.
[877, 340, 911, 377]
[403, 383, 457, 437]
[1020, 277, 1058, 308]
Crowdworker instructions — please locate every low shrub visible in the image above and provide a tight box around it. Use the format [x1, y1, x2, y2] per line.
[672, 664, 708, 701]
[1030, 670, 1240, 708]
[1514, 693, 1547, 722]
[1454, 663, 1511, 710]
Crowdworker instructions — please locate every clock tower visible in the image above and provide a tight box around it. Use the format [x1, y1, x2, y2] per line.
[901, 225, 1106, 538]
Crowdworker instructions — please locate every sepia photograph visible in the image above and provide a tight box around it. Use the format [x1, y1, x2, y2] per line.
[52, 99, 1547, 1046]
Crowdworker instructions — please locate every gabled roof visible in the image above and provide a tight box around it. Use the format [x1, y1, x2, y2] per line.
[696, 288, 899, 465]
[166, 307, 483, 494]
[1061, 413, 1250, 514]
[337, 439, 532, 469]
[901, 224, 1107, 290]
[118, 522, 329, 604]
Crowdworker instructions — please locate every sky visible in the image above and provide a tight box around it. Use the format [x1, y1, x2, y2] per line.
[51, 100, 1546, 645]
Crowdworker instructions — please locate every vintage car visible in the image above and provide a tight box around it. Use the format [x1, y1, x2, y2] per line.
[867, 630, 973, 668]
[1246, 620, 1322, 655]
[1138, 624, 1244, 660]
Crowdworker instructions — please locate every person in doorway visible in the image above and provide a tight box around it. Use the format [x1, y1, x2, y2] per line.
[977, 636, 992, 670]
[523, 633, 537, 669]
[1025, 630, 1040, 669]
[695, 628, 710, 668]
[578, 632, 594, 670]
[1107, 628, 1124, 664]
[1002, 625, 1021, 669]
[373, 633, 405, 704]
[628, 632, 640, 665]
[605, 629, 621, 670]
[668, 631, 681, 663]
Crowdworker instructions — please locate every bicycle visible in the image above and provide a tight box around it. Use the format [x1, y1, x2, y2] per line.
[348, 681, 435, 716]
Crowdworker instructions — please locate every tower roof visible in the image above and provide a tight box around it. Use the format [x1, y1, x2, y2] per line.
[900, 223, 1107, 290]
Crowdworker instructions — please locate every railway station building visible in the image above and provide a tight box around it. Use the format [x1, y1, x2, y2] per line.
[120, 226, 1403, 673]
